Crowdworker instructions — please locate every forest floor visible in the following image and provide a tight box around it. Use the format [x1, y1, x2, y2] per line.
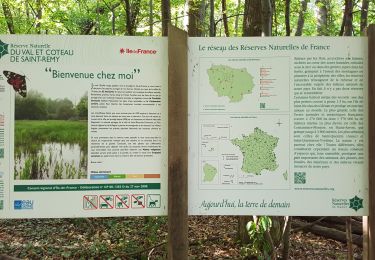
[0, 216, 363, 259]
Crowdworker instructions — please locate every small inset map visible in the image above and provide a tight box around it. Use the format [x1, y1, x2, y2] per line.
[202, 161, 219, 184]
[207, 65, 254, 102]
[203, 163, 217, 182]
[232, 127, 279, 175]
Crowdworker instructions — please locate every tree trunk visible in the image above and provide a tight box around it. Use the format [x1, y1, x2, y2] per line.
[149, 0, 153, 36]
[343, 0, 353, 36]
[1, 0, 15, 34]
[282, 216, 292, 260]
[285, 0, 290, 36]
[123, 0, 141, 35]
[222, 0, 229, 36]
[295, 0, 307, 36]
[243, 0, 262, 36]
[234, 0, 241, 36]
[360, 0, 369, 35]
[346, 217, 353, 260]
[36, 0, 42, 34]
[188, 0, 201, 36]
[261, 0, 272, 36]
[209, 0, 215, 36]
[111, 9, 116, 35]
[316, 0, 328, 36]
[198, 0, 207, 36]
[161, 0, 170, 36]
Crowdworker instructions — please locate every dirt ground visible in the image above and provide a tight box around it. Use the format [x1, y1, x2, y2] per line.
[0, 216, 362, 259]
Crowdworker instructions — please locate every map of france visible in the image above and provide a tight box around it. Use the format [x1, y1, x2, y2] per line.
[207, 65, 254, 102]
[231, 127, 279, 175]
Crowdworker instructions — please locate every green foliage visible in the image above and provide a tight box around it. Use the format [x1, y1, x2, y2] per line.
[76, 92, 88, 119]
[1, 0, 375, 36]
[240, 216, 273, 259]
[15, 91, 48, 120]
[15, 90, 87, 120]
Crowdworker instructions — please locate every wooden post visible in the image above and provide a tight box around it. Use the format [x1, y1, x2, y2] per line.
[368, 24, 375, 260]
[168, 24, 188, 259]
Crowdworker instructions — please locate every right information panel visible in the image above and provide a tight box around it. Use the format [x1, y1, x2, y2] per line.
[188, 37, 368, 216]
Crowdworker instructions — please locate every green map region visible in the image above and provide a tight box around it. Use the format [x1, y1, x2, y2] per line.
[232, 128, 279, 175]
[203, 163, 218, 182]
[207, 65, 254, 102]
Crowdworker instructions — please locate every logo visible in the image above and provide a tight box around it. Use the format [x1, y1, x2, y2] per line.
[349, 195, 363, 211]
[14, 200, 34, 210]
[119, 48, 157, 55]
[0, 40, 9, 59]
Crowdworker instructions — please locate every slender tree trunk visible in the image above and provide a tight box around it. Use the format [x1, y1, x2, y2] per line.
[360, 0, 369, 35]
[209, 0, 215, 36]
[316, 0, 328, 36]
[36, 0, 42, 34]
[222, 0, 229, 36]
[124, 0, 134, 35]
[282, 216, 292, 260]
[234, 0, 241, 36]
[1, 0, 15, 34]
[198, 0, 207, 36]
[285, 0, 290, 36]
[162, 0, 170, 36]
[188, 0, 201, 36]
[149, 0, 153, 36]
[346, 217, 353, 260]
[343, 0, 353, 36]
[295, 0, 307, 36]
[123, 0, 141, 35]
[261, 0, 272, 36]
[243, 0, 261, 36]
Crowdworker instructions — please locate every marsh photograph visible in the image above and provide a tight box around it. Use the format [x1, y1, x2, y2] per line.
[14, 89, 88, 180]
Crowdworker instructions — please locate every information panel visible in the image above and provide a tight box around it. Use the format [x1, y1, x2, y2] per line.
[188, 37, 369, 216]
[0, 36, 167, 218]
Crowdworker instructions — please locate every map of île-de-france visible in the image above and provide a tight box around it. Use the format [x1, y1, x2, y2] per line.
[203, 163, 217, 182]
[207, 65, 254, 102]
[231, 127, 279, 175]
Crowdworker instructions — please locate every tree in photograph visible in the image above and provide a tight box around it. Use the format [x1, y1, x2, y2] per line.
[76, 93, 88, 120]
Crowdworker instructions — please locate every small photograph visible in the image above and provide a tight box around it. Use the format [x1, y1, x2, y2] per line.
[9, 71, 88, 180]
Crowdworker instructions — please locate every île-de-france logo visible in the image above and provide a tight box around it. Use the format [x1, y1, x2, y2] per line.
[349, 195, 363, 211]
[0, 40, 9, 59]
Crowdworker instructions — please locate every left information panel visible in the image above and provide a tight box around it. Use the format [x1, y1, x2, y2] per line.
[0, 35, 167, 218]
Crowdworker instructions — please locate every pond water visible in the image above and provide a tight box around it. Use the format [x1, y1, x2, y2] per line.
[15, 142, 87, 180]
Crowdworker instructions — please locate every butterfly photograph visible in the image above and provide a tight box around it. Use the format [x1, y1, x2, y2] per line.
[3, 70, 27, 98]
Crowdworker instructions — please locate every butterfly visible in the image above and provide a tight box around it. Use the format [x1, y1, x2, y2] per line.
[3, 70, 27, 97]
